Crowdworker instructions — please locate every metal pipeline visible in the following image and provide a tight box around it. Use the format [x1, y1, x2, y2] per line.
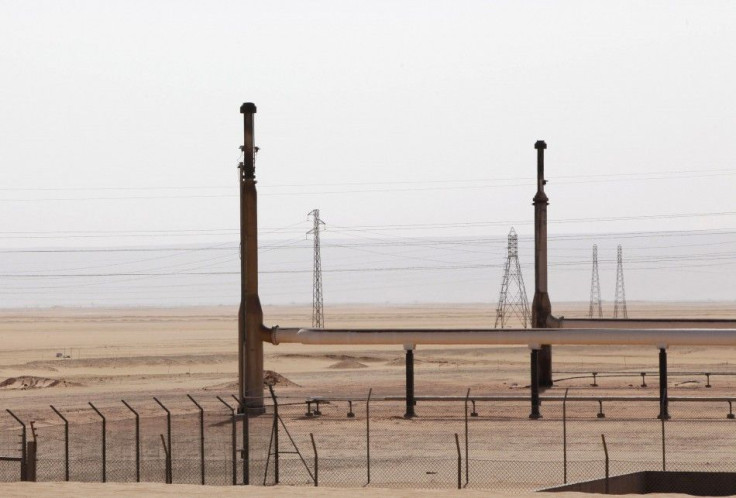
[269, 327, 736, 347]
[560, 318, 736, 329]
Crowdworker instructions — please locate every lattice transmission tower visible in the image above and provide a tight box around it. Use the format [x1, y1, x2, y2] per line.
[307, 209, 326, 328]
[613, 244, 628, 318]
[495, 228, 530, 328]
[588, 244, 603, 318]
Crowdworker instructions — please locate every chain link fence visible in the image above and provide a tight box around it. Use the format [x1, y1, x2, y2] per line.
[259, 390, 736, 492]
[0, 396, 252, 485]
[2, 391, 736, 491]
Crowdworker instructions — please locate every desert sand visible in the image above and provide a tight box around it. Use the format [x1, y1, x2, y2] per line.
[1, 302, 736, 495]
[0, 482, 696, 497]
[2, 302, 736, 410]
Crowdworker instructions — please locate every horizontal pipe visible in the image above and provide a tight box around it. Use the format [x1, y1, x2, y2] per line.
[385, 395, 736, 403]
[556, 370, 720, 375]
[295, 395, 736, 403]
[561, 318, 736, 329]
[270, 327, 736, 347]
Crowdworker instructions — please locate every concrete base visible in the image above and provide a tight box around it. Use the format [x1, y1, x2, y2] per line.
[542, 471, 736, 495]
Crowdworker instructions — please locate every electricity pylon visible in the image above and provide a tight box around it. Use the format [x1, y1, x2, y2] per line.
[588, 244, 603, 318]
[495, 228, 530, 328]
[613, 244, 628, 318]
[307, 209, 325, 328]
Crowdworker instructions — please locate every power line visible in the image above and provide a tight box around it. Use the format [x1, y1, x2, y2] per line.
[2, 167, 733, 192]
[12, 250, 736, 279]
[3, 170, 736, 201]
[328, 210, 736, 232]
[0, 264, 501, 278]
[0, 229, 240, 235]
[7, 244, 736, 270]
[2, 216, 736, 244]
[5, 243, 736, 266]
[0, 221, 306, 239]
[4, 242, 237, 274]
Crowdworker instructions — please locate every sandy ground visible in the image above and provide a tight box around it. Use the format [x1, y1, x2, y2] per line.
[1, 303, 736, 493]
[0, 482, 695, 497]
[2, 302, 736, 412]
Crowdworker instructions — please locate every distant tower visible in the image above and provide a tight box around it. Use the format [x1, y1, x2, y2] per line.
[495, 228, 530, 328]
[613, 244, 628, 319]
[307, 209, 325, 328]
[588, 244, 603, 318]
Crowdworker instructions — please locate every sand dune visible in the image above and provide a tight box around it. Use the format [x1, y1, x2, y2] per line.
[328, 359, 368, 369]
[0, 375, 80, 390]
[204, 370, 299, 391]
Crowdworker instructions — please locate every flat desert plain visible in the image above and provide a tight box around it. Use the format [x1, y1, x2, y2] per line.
[2, 302, 736, 408]
[0, 482, 657, 498]
[1, 302, 736, 496]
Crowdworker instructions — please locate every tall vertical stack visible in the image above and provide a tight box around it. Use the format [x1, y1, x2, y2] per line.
[308, 209, 326, 328]
[239, 102, 265, 411]
[588, 244, 603, 318]
[613, 244, 628, 318]
[495, 228, 530, 328]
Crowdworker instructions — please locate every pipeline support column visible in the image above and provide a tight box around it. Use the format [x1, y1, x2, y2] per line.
[529, 345, 542, 419]
[404, 344, 416, 418]
[658, 346, 670, 420]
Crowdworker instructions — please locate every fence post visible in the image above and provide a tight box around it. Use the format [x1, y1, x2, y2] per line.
[88, 402, 106, 483]
[464, 388, 470, 487]
[455, 433, 461, 490]
[121, 400, 140, 482]
[159, 434, 170, 482]
[563, 388, 569, 484]
[267, 386, 279, 485]
[216, 396, 237, 486]
[262, 391, 314, 485]
[243, 396, 249, 485]
[366, 387, 372, 485]
[601, 434, 609, 494]
[26, 421, 37, 482]
[347, 400, 355, 418]
[187, 394, 206, 485]
[153, 397, 172, 484]
[6, 410, 26, 481]
[50, 405, 69, 481]
[310, 433, 318, 487]
[231, 394, 249, 485]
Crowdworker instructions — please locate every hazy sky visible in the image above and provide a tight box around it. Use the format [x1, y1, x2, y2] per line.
[2, 1, 736, 306]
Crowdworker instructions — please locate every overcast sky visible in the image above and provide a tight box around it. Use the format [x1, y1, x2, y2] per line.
[2, 1, 736, 308]
[1, 1, 734, 248]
